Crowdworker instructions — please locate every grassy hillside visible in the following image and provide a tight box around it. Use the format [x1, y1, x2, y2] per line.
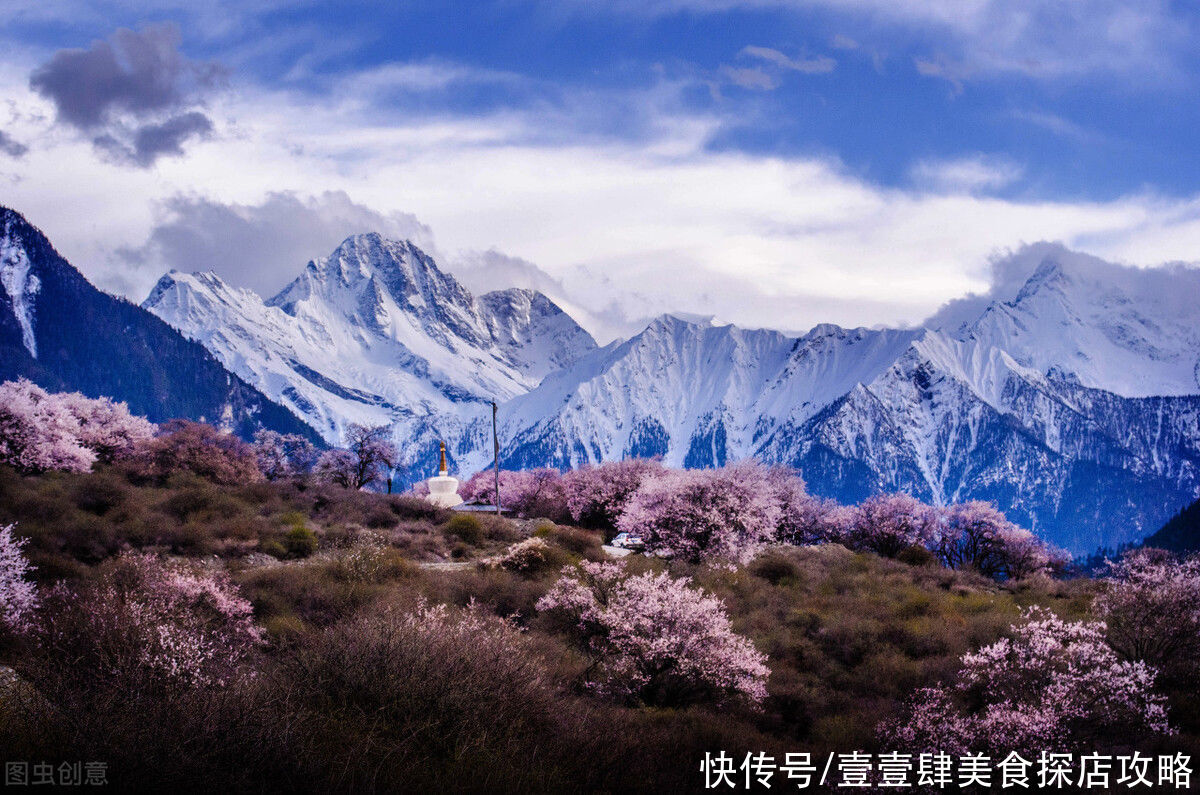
[0, 465, 1195, 792]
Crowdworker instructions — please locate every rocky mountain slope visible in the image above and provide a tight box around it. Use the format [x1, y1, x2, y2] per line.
[143, 233, 597, 475]
[0, 207, 318, 442]
[141, 225, 1200, 553]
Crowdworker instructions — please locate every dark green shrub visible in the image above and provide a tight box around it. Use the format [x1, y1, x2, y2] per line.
[444, 514, 484, 545]
[285, 526, 318, 558]
[71, 473, 130, 515]
[750, 553, 801, 585]
[897, 543, 936, 567]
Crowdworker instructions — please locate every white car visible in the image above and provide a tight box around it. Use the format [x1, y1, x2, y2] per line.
[611, 532, 646, 551]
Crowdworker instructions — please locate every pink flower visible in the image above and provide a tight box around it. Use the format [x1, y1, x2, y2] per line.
[0, 524, 37, 634]
[538, 560, 769, 707]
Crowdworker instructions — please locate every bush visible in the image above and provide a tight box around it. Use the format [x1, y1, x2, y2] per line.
[30, 552, 264, 689]
[285, 525, 318, 558]
[750, 552, 800, 585]
[483, 537, 570, 577]
[280, 600, 562, 788]
[444, 513, 484, 546]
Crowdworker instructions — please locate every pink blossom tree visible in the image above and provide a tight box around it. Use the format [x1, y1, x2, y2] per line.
[314, 448, 359, 488]
[59, 391, 155, 463]
[37, 552, 264, 688]
[342, 423, 398, 490]
[127, 420, 263, 485]
[617, 461, 782, 564]
[0, 524, 37, 635]
[0, 378, 95, 473]
[1095, 548, 1200, 677]
[537, 561, 769, 707]
[762, 466, 847, 546]
[881, 608, 1172, 756]
[252, 429, 317, 481]
[845, 493, 939, 557]
[460, 467, 568, 520]
[932, 501, 1051, 579]
[562, 459, 665, 535]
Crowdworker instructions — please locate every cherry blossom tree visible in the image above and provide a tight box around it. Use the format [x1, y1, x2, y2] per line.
[562, 459, 665, 535]
[537, 561, 769, 707]
[881, 608, 1172, 756]
[0, 524, 37, 635]
[59, 391, 155, 463]
[0, 378, 95, 474]
[314, 448, 359, 488]
[1095, 548, 1200, 678]
[460, 467, 567, 519]
[339, 423, 398, 491]
[253, 429, 317, 481]
[845, 493, 938, 558]
[37, 552, 264, 688]
[932, 501, 1051, 579]
[128, 420, 262, 485]
[616, 461, 781, 564]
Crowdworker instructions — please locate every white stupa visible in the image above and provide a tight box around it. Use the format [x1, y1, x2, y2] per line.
[425, 441, 464, 509]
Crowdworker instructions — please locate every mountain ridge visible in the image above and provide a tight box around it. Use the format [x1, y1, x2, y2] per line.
[133, 223, 1200, 553]
[0, 207, 321, 442]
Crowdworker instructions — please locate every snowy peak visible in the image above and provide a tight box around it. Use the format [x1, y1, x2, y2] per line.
[145, 231, 596, 474]
[961, 251, 1200, 396]
[479, 288, 597, 379]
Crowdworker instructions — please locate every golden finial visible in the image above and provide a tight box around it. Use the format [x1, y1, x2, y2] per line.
[438, 440, 447, 473]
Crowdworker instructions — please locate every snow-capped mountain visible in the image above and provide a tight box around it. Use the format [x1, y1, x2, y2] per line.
[458, 249, 1200, 553]
[0, 206, 317, 441]
[143, 233, 596, 475]
[143, 228, 1200, 554]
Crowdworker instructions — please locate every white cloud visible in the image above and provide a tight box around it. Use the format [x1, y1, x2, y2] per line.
[3, 58, 1200, 345]
[740, 46, 836, 75]
[909, 154, 1023, 193]
[569, 0, 1189, 85]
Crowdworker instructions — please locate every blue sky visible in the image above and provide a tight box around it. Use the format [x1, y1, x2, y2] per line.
[2, 1, 1200, 339]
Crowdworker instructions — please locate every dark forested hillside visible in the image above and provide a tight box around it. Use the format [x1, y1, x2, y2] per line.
[1144, 497, 1200, 554]
[0, 207, 319, 442]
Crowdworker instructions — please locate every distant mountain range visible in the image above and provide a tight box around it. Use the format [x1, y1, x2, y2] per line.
[5, 204, 1196, 554]
[0, 207, 319, 442]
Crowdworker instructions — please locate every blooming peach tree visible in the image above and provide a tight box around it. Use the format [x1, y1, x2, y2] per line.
[460, 467, 567, 519]
[39, 552, 264, 688]
[616, 461, 782, 564]
[537, 561, 769, 707]
[0, 378, 95, 473]
[845, 493, 939, 558]
[562, 458, 665, 535]
[0, 524, 37, 635]
[882, 608, 1172, 756]
[1095, 548, 1200, 676]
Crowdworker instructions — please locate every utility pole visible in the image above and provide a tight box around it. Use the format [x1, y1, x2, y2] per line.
[491, 401, 501, 515]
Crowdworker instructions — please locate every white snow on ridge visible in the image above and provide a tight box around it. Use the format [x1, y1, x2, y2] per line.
[0, 223, 40, 359]
[143, 234, 598, 466]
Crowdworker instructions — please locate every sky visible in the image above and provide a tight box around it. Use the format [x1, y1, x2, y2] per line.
[2, 0, 1200, 342]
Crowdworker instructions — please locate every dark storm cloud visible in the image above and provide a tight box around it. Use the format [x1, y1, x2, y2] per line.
[0, 130, 28, 158]
[93, 111, 214, 167]
[117, 191, 436, 299]
[29, 23, 223, 167]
